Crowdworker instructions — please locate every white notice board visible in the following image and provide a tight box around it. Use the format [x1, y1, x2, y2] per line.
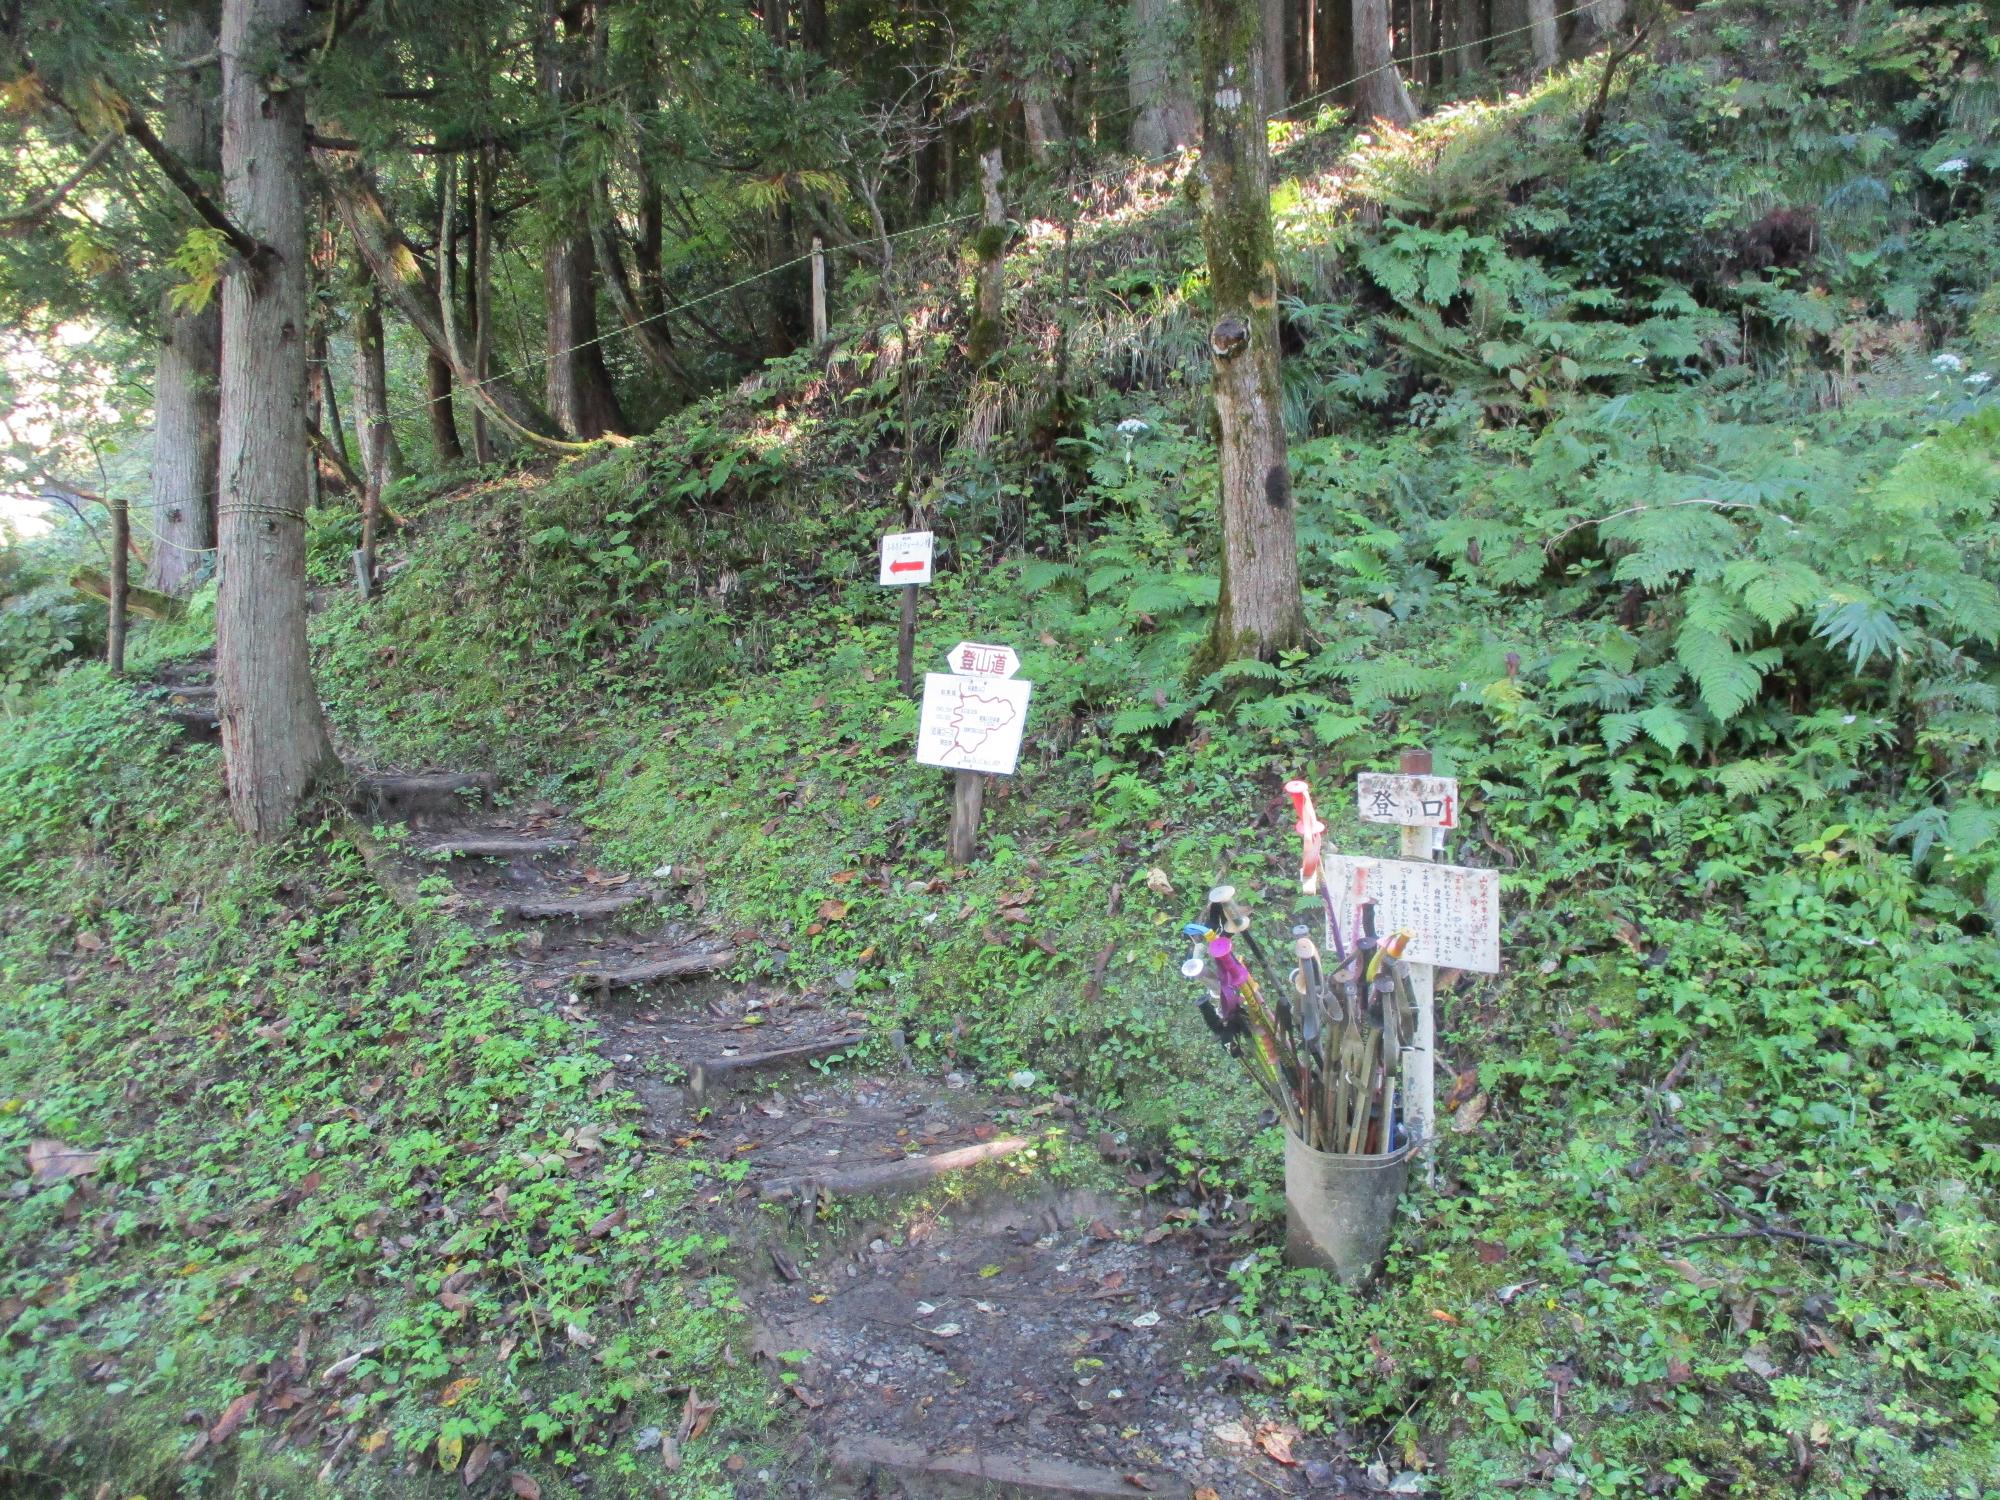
[1324, 855, 1500, 973]
[915, 673, 1031, 775]
[879, 531, 935, 585]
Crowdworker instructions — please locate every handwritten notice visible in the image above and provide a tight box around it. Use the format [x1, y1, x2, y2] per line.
[1324, 855, 1500, 973]
[916, 673, 1031, 776]
[1356, 773, 1459, 830]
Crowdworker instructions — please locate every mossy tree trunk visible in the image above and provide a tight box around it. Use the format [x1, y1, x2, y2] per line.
[966, 125, 1007, 367]
[1195, 0, 1304, 669]
[145, 6, 221, 598]
[215, 0, 336, 838]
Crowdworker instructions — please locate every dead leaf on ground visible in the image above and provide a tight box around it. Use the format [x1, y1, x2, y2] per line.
[817, 899, 849, 921]
[1124, 1475, 1157, 1492]
[565, 1321, 596, 1348]
[586, 1207, 627, 1238]
[208, 1391, 256, 1443]
[676, 1389, 719, 1444]
[1254, 1424, 1299, 1465]
[319, 1346, 378, 1382]
[509, 1474, 541, 1500]
[1195, 1489, 1221, 1500]
[1451, 1093, 1489, 1133]
[1144, 867, 1174, 897]
[463, 1439, 494, 1485]
[74, 931, 104, 952]
[27, 1139, 105, 1185]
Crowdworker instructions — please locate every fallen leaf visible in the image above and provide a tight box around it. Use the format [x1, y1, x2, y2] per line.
[565, 1321, 596, 1348]
[586, 1207, 627, 1238]
[1474, 1240, 1506, 1264]
[509, 1474, 541, 1500]
[74, 931, 104, 952]
[320, 1346, 377, 1382]
[676, 1389, 719, 1444]
[1130, 1310, 1161, 1329]
[463, 1439, 494, 1484]
[1124, 1475, 1157, 1492]
[1145, 867, 1174, 897]
[929, 1322, 963, 1337]
[817, 899, 849, 920]
[439, 1376, 479, 1408]
[438, 1291, 473, 1313]
[26, 1139, 105, 1185]
[438, 1432, 464, 1472]
[1429, 1309, 1459, 1325]
[1451, 1093, 1489, 1133]
[1195, 1490, 1220, 1500]
[360, 1429, 390, 1454]
[208, 1391, 256, 1443]
[1211, 1422, 1251, 1447]
[1255, 1425, 1300, 1466]
[830, 870, 857, 884]
[1665, 1356, 1694, 1386]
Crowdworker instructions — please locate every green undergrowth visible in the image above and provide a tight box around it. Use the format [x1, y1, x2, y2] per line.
[0, 672, 761, 1496]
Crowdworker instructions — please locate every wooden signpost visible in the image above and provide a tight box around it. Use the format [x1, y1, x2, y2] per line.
[880, 530, 934, 696]
[916, 642, 1030, 864]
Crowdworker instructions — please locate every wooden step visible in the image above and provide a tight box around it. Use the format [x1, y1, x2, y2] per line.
[688, 1032, 864, 1104]
[162, 705, 221, 739]
[495, 892, 644, 922]
[420, 835, 578, 860]
[758, 1136, 1034, 1204]
[350, 771, 497, 819]
[573, 944, 736, 994]
[829, 1435, 1191, 1499]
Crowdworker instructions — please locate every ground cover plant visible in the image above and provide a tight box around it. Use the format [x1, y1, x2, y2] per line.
[3, 0, 1999, 1494]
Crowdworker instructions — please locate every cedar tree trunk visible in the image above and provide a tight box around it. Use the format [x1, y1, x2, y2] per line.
[215, 0, 335, 837]
[1352, 0, 1416, 125]
[1128, 0, 1199, 156]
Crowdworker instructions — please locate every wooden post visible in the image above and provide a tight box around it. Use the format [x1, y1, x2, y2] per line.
[810, 236, 828, 343]
[948, 768, 984, 865]
[107, 494, 130, 675]
[1397, 747, 1437, 1183]
[897, 584, 918, 697]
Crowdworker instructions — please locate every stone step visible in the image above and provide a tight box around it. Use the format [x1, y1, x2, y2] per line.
[420, 835, 578, 860]
[572, 944, 737, 994]
[829, 1436, 1191, 1499]
[688, 1032, 864, 1105]
[350, 771, 497, 820]
[758, 1135, 1036, 1205]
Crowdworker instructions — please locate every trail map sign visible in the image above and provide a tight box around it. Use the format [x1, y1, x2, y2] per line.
[1357, 772, 1459, 829]
[879, 531, 935, 585]
[916, 673, 1031, 775]
[1324, 855, 1500, 973]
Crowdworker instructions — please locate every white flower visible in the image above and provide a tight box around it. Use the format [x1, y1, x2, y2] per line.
[1969, 371, 1993, 389]
[1933, 352, 1965, 372]
[1116, 418, 1150, 437]
[1932, 158, 1969, 177]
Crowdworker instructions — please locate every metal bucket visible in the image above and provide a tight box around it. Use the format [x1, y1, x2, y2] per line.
[1283, 1129, 1418, 1285]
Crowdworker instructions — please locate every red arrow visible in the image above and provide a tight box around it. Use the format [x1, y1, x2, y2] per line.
[889, 560, 926, 574]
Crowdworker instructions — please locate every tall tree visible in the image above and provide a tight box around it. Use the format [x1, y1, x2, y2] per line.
[1261, 0, 1288, 113]
[536, 0, 626, 439]
[1351, 0, 1416, 125]
[1128, 0, 1198, 157]
[145, 7, 221, 598]
[1528, 0, 1560, 73]
[1194, 0, 1304, 666]
[214, 0, 336, 837]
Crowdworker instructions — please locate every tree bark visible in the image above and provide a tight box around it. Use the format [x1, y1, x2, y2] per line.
[1021, 84, 1065, 164]
[1352, 0, 1417, 125]
[1314, 0, 1353, 94]
[1571, 0, 1627, 54]
[1195, 0, 1304, 667]
[537, 1, 627, 439]
[1443, 0, 1477, 80]
[145, 7, 221, 598]
[1528, 0, 1559, 73]
[1410, 0, 1434, 88]
[1128, 0, 1199, 157]
[354, 293, 405, 498]
[425, 352, 462, 461]
[1262, 0, 1289, 113]
[215, 0, 335, 838]
[470, 138, 496, 463]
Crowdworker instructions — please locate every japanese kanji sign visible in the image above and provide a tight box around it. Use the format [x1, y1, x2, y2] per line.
[946, 641, 1020, 679]
[1323, 855, 1500, 973]
[1356, 772, 1459, 830]
[879, 530, 935, 586]
[916, 673, 1031, 775]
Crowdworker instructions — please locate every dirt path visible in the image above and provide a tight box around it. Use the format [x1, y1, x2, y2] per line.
[146, 660, 1369, 1497]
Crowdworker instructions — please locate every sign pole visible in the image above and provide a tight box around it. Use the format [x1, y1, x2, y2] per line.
[898, 584, 918, 697]
[949, 768, 984, 865]
[810, 236, 828, 343]
[1397, 748, 1438, 1185]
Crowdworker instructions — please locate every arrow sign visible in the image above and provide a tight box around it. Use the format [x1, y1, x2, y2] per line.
[879, 531, 934, 586]
[947, 641, 1020, 679]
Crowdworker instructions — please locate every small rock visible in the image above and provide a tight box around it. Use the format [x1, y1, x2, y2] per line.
[944, 1071, 968, 1090]
[1131, 1310, 1161, 1329]
[1212, 1422, 1251, 1447]
[633, 1427, 662, 1453]
[870, 1239, 887, 1254]
[930, 1323, 963, 1338]
[1387, 1473, 1424, 1495]
[1009, 1070, 1037, 1089]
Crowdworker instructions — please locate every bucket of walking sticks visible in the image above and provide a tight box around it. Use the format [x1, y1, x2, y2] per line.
[1283, 1131, 1419, 1285]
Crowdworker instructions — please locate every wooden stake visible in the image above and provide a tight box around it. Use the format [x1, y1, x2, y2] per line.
[810, 236, 827, 343]
[106, 494, 129, 675]
[897, 582, 917, 697]
[948, 768, 984, 865]
[1397, 747, 1438, 1183]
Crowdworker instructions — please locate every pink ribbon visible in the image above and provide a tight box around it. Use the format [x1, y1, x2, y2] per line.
[1284, 778, 1325, 893]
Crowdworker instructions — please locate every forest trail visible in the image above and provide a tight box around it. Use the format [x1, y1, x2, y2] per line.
[144, 658, 1376, 1496]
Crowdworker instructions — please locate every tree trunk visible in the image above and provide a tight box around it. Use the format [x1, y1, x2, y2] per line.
[146, 8, 221, 598]
[966, 137, 1008, 366]
[592, 188, 689, 386]
[1261, 0, 1288, 113]
[1022, 84, 1064, 163]
[471, 138, 496, 464]
[354, 294, 405, 497]
[1194, 0, 1304, 667]
[1129, 0, 1199, 157]
[538, 1, 627, 439]
[1443, 0, 1476, 79]
[1571, 0, 1626, 54]
[1410, 0, 1434, 88]
[1315, 0, 1353, 93]
[215, 0, 336, 838]
[425, 352, 463, 461]
[1528, 0, 1558, 73]
[1352, 0, 1417, 125]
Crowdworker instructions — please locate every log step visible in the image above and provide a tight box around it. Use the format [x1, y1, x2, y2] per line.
[162, 705, 221, 738]
[688, 1032, 864, 1104]
[759, 1135, 1034, 1204]
[495, 892, 644, 922]
[829, 1436, 1191, 1499]
[421, 835, 578, 860]
[573, 945, 737, 993]
[350, 771, 497, 819]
